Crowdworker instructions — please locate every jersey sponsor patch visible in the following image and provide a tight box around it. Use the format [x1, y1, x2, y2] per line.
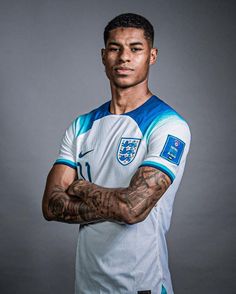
[137, 291, 151, 294]
[117, 137, 141, 165]
[160, 134, 185, 165]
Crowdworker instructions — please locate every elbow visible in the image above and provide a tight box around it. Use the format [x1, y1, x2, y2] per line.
[43, 211, 53, 222]
[42, 201, 54, 221]
[42, 208, 52, 221]
[123, 217, 137, 225]
[124, 215, 146, 225]
[121, 206, 147, 225]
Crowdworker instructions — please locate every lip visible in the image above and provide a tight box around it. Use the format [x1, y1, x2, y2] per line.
[114, 66, 134, 74]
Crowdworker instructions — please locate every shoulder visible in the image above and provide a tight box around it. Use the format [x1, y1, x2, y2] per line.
[67, 100, 111, 138]
[134, 95, 190, 140]
[149, 95, 189, 125]
[146, 97, 191, 152]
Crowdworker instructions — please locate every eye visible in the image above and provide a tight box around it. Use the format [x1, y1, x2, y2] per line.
[109, 47, 120, 52]
[131, 48, 142, 52]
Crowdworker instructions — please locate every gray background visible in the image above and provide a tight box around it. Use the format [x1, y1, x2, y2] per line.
[1, 0, 235, 293]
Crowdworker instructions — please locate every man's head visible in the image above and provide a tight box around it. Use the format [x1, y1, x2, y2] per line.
[102, 13, 157, 90]
[104, 13, 154, 47]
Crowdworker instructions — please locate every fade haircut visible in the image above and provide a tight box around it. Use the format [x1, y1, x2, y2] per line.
[104, 13, 154, 47]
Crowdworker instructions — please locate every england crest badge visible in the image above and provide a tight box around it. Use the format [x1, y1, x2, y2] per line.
[117, 137, 141, 165]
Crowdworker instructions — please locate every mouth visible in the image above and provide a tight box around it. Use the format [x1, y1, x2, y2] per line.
[113, 66, 134, 75]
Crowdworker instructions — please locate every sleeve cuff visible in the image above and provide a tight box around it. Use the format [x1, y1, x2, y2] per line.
[54, 159, 77, 170]
[139, 161, 175, 183]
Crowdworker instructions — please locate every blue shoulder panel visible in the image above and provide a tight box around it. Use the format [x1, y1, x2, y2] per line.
[74, 101, 110, 137]
[124, 96, 185, 140]
[73, 96, 185, 140]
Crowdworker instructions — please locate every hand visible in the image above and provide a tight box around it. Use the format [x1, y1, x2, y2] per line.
[67, 179, 90, 198]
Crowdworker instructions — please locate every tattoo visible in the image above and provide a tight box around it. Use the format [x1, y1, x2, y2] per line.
[69, 166, 171, 224]
[48, 185, 103, 224]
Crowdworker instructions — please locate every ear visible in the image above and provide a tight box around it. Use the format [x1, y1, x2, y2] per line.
[101, 48, 106, 65]
[149, 48, 158, 65]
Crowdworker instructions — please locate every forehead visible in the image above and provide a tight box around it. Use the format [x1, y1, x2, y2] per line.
[106, 27, 149, 46]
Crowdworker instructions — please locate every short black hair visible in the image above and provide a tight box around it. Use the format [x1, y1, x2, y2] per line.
[104, 13, 154, 46]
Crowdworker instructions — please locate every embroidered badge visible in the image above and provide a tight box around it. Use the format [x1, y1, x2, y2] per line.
[160, 135, 185, 165]
[117, 137, 141, 165]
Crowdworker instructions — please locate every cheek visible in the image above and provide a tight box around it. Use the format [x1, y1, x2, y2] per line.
[104, 58, 116, 72]
[136, 54, 150, 65]
[136, 57, 150, 73]
[106, 53, 117, 63]
[145, 55, 151, 66]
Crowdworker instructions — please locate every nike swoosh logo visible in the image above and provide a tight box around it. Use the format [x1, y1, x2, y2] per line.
[78, 149, 94, 158]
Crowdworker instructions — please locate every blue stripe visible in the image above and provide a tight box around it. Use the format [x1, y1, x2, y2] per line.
[54, 159, 77, 170]
[161, 285, 167, 294]
[140, 161, 175, 183]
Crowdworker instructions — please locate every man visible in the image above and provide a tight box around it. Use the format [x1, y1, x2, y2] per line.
[42, 13, 191, 294]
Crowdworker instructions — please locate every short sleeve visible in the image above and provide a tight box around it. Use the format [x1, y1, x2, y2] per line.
[140, 119, 191, 183]
[54, 122, 77, 170]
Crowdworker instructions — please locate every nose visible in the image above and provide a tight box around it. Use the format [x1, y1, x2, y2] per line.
[118, 48, 131, 63]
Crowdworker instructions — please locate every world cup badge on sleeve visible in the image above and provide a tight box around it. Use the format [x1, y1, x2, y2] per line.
[160, 134, 185, 165]
[117, 137, 141, 165]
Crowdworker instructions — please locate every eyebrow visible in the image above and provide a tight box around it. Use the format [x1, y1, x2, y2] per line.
[107, 41, 144, 46]
[129, 42, 144, 46]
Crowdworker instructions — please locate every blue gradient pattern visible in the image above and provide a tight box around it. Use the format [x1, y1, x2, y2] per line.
[122, 96, 185, 141]
[73, 96, 184, 140]
[74, 101, 110, 137]
[74, 95, 184, 143]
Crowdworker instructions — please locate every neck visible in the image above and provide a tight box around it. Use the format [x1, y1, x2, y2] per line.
[109, 81, 153, 114]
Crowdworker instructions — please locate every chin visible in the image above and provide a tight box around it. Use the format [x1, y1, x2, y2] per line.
[112, 78, 136, 88]
[114, 82, 135, 89]
[115, 79, 146, 89]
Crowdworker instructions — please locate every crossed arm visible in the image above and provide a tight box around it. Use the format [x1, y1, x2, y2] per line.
[42, 164, 171, 225]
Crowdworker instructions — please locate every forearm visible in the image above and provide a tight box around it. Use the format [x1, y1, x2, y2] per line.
[70, 184, 153, 224]
[44, 185, 105, 224]
[71, 183, 128, 223]
[68, 167, 171, 224]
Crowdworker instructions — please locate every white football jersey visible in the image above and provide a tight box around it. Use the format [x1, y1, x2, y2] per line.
[55, 95, 191, 294]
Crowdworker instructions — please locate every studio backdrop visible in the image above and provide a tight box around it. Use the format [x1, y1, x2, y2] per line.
[0, 0, 235, 293]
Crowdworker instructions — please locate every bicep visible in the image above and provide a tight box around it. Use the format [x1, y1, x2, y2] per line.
[130, 165, 171, 191]
[45, 164, 77, 190]
[123, 166, 171, 223]
[42, 164, 77, 216]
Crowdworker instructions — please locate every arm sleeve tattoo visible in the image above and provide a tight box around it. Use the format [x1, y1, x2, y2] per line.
[68, 166, 171, 224]
[47, 185, 104, 224]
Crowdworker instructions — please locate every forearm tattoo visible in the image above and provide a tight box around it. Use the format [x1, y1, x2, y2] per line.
[48, 185, 103, 224]
[69, 167, 171, 224]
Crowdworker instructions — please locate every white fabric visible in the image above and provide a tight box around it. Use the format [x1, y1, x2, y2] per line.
[56, 96, 191, 294]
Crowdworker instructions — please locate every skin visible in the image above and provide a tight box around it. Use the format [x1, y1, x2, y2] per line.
[42, 27, 171, 225]
[101, 27, 158, 114]
[42, 165, 104, 224]
[67, 167, 171, 224]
